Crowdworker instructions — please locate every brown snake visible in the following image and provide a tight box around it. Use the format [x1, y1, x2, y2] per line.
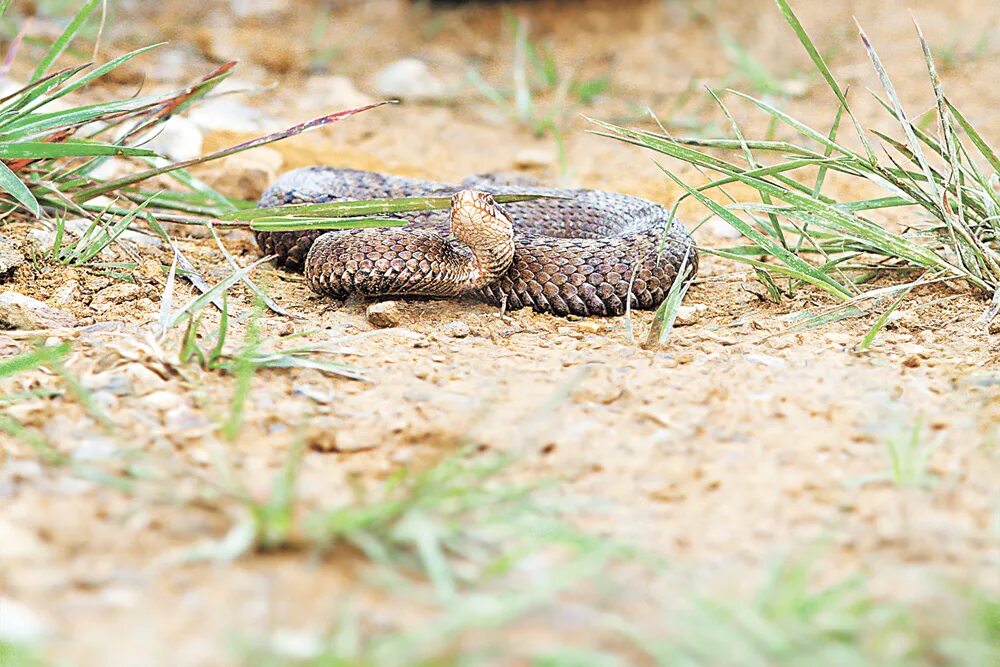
[255, 167, 697, 317]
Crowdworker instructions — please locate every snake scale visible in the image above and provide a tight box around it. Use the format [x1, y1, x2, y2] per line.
[255, 167, 697, 317]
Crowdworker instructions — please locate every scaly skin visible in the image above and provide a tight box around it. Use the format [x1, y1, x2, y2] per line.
[255, 167, 698, 317]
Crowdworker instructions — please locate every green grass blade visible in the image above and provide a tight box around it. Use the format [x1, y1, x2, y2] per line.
[948, 100, 1000, 174]
[658, 165, 853, 299]
[0, 159, 40, 216]
[0, 343, 70, 379]
[248, 216, 403, 232]
[167, 256, 273, 330]
[859, 284, 915, 350]
[0, 141, 157, 159]
[74, 102, 392, 203]
[644, 257, 695, 348]
[230, 193, 555, 223]
[30, 0, 101, 83]
[855, 21, 939, 203]
[772, 0, 876, 162]
[30, 44, 164, 112]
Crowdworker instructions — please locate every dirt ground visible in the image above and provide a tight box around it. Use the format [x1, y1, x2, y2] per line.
[1, 0, 999, 665]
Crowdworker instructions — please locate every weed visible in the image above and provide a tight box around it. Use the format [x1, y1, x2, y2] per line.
[596, 0, 1000, 343]
[468, 14, 611, 175]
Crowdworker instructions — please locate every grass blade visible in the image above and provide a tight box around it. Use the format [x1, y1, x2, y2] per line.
[30, 0, 101, 82]
[0, 159, 39, 216]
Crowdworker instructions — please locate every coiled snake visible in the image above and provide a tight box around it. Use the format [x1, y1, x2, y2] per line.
[255, 167, 697, 317]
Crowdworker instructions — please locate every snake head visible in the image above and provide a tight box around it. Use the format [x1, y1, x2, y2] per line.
[449, 190, 514, 246]
[449, 190, 516, 287]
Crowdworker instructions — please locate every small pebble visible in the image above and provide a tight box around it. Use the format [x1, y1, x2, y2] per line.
[366, 301, 402, 328]
[375, 58, 446, 101]
[0, 234, 24, 278]
[513, 147, 555, 169]
[144, 116, 203, 161]
[51, 280, 80, 306]
[302, 75, 374, 110]
[441, 321, 471, 338]
[0, 597, 49, 643]
[140, 390, 183, 412]
[0, 291, 76, 329]
[90, 283, 142, 313]
[674, 303, 707, 326]
[123, 363, 167, 395]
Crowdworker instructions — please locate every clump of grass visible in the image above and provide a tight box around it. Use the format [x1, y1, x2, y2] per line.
[595, 0, 1000, 338]
[851, 418, 942, 489]
[642, 554, 1000, 667]
[197, 443, 601, 594]
[468, 14, 611, 175]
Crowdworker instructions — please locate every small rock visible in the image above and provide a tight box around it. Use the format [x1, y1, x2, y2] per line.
[367, 301, 402, 328]
[0, 292, 76, 329]
[211, 147, 285, 201]
[0, 234, 24, 279]
[292, 384, 335, 404]
[573, 321, 602, 335]
[90, 283, 142, 313]
[123, 363, 167, 395]
[744, 353, 787, 368]
[513, 147, 555, 169]
[307, 418, 376, 453]
[375, 58, 446, 101]
[229, 0, 288, 19]
[26, 228, 56, 252]
[51, 280, 80, 306]
[0, 597, 49, 643]
[441, 321, 471, 338]
[140, 390, 183, 412]
[165, 405, 208, 431]
[71, 438, 120, 462]
[302, 75, 375, 110]
[674, 303, 707, 326]
[145, 116, 203, 161]
[83, 372, 133, 396]
[703, 218, 744, 240]
[188, 97, 273, 133]
[0, 519, 49, 561]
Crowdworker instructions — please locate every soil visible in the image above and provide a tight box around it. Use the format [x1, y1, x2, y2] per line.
[1, 0, 999, 665]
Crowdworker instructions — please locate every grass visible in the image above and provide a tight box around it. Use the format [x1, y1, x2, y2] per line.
[468, 13, 611, 176]
[640, 555, 1000, 667]
[851, 418, 942, 489]
[595, 0, 1000, 342]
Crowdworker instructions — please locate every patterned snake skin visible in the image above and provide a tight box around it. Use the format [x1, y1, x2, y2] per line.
[256, 167, 698, 317]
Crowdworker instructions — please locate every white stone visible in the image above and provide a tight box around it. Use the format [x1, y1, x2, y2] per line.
[0, 291, 76, 329]
[303, 75, 375, 110]
[441, 321, 471, 338]
[0, 519, 49, 561]
[145, 116, 204, 161]
[229, 0, 288, 19]
[704, 218, 744, 240]
[367, 301, 402, 328]
[0, 234, 24, 277]
[375, 58, 446, 101]
[0, 597, 49, 643]
[140, 390, 183, 412]
[514, 147, 556, 169]
[674, 303, 707, 326]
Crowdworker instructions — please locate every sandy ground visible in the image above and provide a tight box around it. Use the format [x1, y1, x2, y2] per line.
[1, 0, 999, 665]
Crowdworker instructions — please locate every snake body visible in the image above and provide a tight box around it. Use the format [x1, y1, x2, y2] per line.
[256, 167, 697, 317]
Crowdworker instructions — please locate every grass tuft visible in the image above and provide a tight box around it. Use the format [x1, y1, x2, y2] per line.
[596, 0, 1000, 339]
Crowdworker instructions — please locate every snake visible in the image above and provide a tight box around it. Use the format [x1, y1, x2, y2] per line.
[255, 167, 698, 317]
